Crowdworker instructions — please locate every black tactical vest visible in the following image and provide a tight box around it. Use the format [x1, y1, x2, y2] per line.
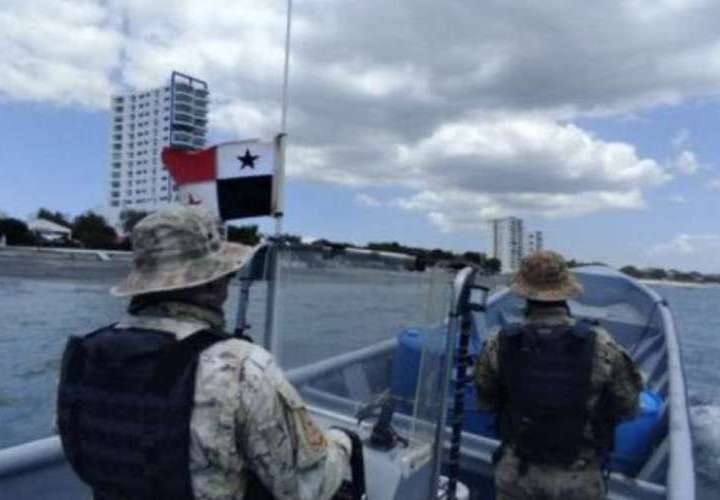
[56, 325, 226, 500]
[497, 321, 597, 465]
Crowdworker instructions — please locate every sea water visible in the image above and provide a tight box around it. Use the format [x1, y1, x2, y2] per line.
[0, 276, 718, 498]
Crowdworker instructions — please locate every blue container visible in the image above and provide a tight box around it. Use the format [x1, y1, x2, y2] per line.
[392, 328, 498, 438]
[447, 383, 498, 438]
[611, 390, 664, 475]
[391, 328, 430, 414]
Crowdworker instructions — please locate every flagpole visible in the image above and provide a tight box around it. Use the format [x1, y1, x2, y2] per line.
[264, 0, 293, 355]
[280, 0, 292, 136]
[275, 0, 292, 236]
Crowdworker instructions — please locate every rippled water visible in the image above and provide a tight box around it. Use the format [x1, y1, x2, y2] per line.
[0, 277, 718, 498]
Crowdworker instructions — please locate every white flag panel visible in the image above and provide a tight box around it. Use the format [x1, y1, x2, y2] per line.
[178, 181, 220, 218]
[216, 141, 276, 180]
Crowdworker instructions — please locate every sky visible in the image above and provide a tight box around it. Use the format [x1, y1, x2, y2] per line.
[2, 0, 720, 272]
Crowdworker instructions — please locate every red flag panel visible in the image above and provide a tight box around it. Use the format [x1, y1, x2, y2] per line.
[162, 146, 218, 184]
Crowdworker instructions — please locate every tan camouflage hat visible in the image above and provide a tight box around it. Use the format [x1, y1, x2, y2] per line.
[510, 250, 583, 301]
[111, 205, 255, 297]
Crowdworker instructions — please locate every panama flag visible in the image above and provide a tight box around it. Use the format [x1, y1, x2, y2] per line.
[162, 139, 279, 221]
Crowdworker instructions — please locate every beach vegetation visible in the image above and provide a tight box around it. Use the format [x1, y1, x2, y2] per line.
[71, 212, 118, 250]
[119, 210, 151, 235]
[0, 218, 37, 246]
[36, 208, 72, 228]
[226, 224, 262, 245]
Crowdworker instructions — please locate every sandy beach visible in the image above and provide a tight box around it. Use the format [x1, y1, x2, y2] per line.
[639, 278, 718, 289]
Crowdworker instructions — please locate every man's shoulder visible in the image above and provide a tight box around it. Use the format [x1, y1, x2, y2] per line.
[483, 329, 502, 349]
[195, 338, 282, 406]
[201, 337, 274, 371]
[589, 325, 625, 358]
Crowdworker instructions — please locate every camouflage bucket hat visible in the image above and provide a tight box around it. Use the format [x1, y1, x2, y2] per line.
[510, 250, 583, 301]
[111, 205, 255, 297]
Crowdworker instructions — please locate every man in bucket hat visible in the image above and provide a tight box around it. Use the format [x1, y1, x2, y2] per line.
[475, 251, 642, 500]
[56, 205, 351, 500]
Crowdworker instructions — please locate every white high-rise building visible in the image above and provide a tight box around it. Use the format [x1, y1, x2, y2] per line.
[107, 71, 209, 223]
[491, 217, 524, 273]
[526, 231, 544, 256]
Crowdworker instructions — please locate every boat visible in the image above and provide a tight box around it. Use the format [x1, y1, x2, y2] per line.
[392, 265, 697, 499]
[0, 246, 696, 499]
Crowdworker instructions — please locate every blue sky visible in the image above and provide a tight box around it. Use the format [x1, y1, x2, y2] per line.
[2, 1, 720, 272]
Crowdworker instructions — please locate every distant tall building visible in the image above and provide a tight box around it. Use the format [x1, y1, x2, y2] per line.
[108, 71, 209, 223]
[526, 230, 544, 255]
[491, 217, 524, 273]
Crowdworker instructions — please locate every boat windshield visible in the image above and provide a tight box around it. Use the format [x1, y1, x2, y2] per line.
[268, 243, 454, 455]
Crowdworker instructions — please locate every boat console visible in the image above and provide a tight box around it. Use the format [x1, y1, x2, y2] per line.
[264, 242, 472, 499]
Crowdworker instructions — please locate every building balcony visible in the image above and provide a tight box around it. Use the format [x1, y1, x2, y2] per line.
[192, 137, 205, 147]
[171, 132, 194, 146]
[173, 93, 193, 103]
[174, 82, 193, 93]
[172, 122, 194, 134]
[173, 113, 194, 125]
[174, 103, 192, 114]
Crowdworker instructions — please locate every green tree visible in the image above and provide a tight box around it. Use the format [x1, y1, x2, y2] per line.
[37, 208, 71, 228]
[72, 212, 117, 249]
[119, 209, 151, 235]
[367, 241, 404, 253]
[620, 265, 642, 278]
[462, 251, 486, 266]
[226, 225, 262, 245]
[484, 257, 501, 274]
[428, 248, 455, 262]
[646, 267, 667, 280]
[0, 218, 36, 245]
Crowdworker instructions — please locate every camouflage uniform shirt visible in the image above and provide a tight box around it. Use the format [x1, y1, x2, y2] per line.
[115, 302, 351, 500]
[474, 306, 643, 499]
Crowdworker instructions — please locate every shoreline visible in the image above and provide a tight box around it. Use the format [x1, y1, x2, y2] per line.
[0, 246, 130, 282]
[639, 278, 717, 289]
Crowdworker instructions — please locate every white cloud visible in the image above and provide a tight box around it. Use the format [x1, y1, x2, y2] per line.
[5, 0, 718, 228]
[668, 194, 687, 204]
[397, 116, 668, 193]
[386, 116, 667, 230]
[708, 177, 720, 191]
[300, 234, 318, 244]
[650, 233, 720, 256]
[671, 150, 701, 175]
[671, 128, 691, 149]
[0, 1, 122, 107]
[645, 233, 720, 272]
[396, 188, 646, 232]
[7, 1, 720, 116]
[355, 194, 382, 207]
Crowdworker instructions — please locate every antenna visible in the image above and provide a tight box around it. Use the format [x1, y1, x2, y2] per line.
[274, 0, 293, 236]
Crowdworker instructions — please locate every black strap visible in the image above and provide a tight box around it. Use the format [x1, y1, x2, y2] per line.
[148, 329, 226, 395]
[244, 469, 276, 500]
[346, 430, 366, 499]
[143, 329, 227, 499]
[330, 429, 366, 500]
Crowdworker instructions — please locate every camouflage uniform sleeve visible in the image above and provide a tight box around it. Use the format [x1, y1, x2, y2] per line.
[598, 329, 643, 421]
[475, 332, 502, 412]
[236, 348, 351, 500]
